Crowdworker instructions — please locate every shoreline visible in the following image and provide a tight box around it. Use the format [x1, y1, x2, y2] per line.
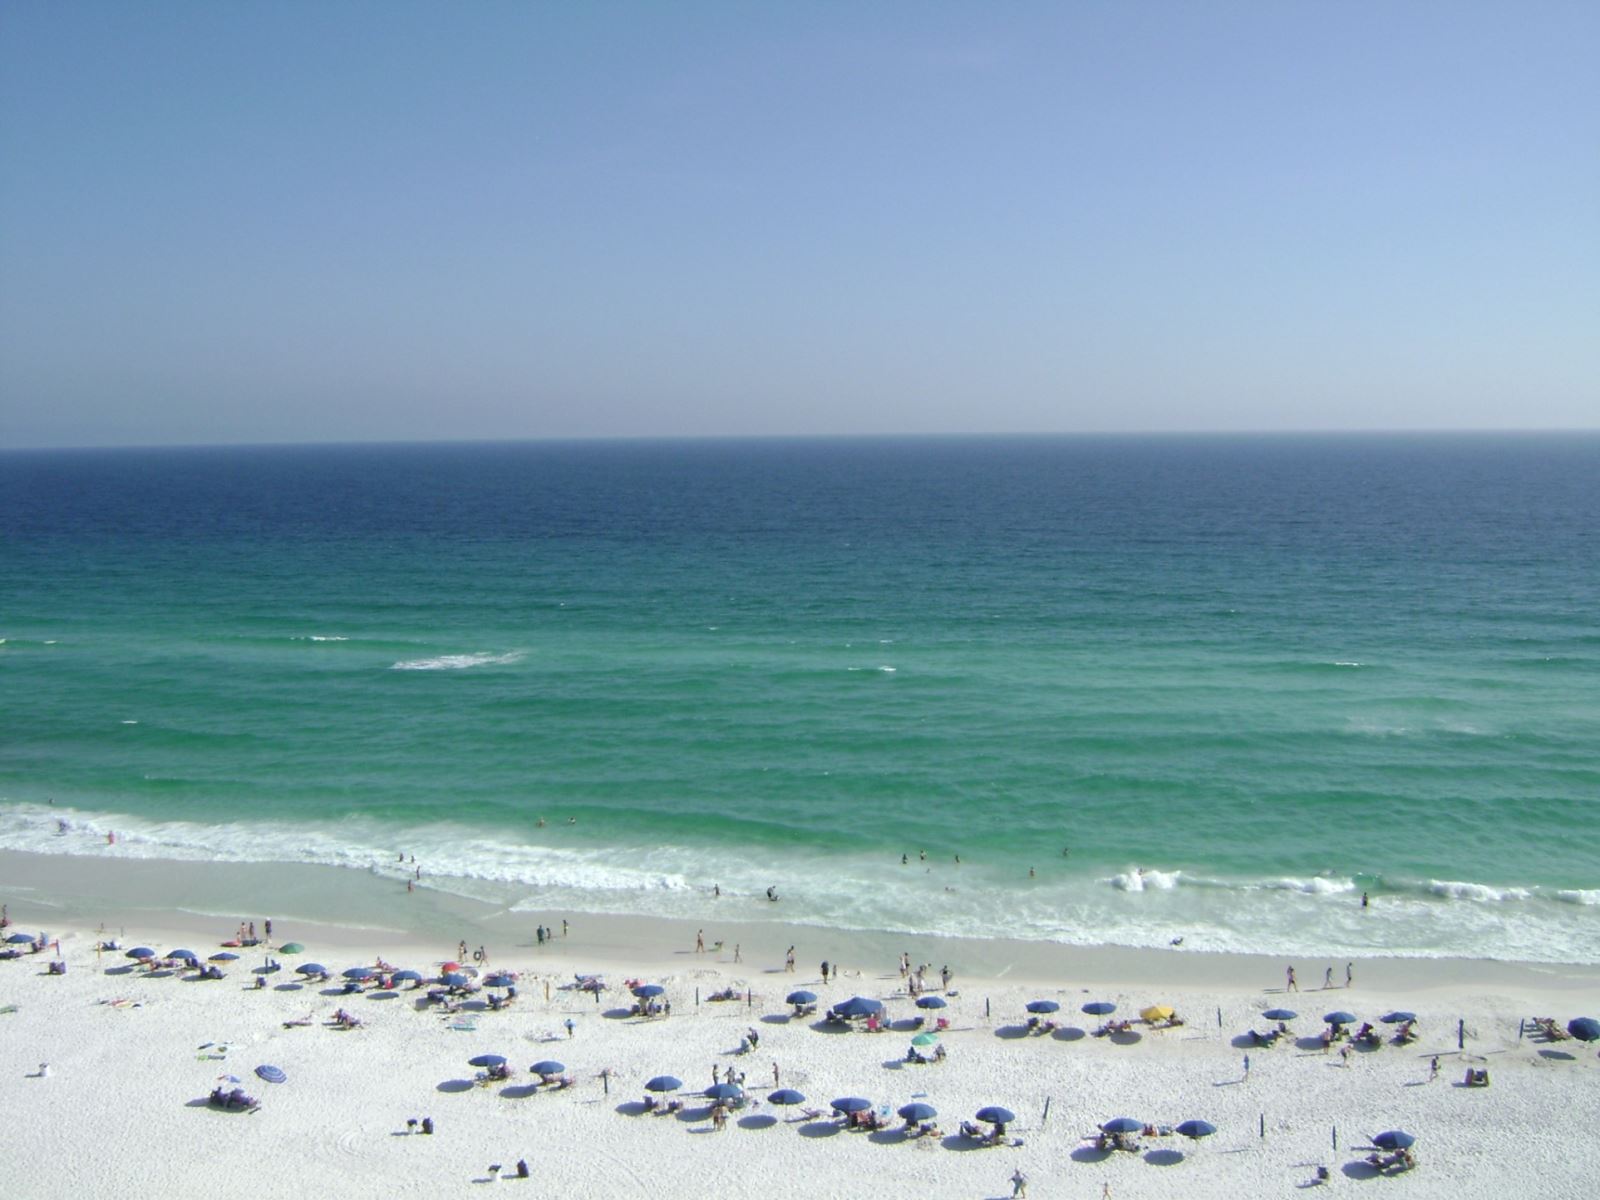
[6, 848, 1597, 998]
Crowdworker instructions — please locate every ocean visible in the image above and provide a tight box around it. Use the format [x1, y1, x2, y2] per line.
[2, 434, 1597, 962]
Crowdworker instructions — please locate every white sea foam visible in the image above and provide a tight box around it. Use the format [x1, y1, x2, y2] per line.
[390, 651, 525, 671]
[120, 720, 138, 725]
[1107, 868, 1181, 892]
[1428, 879, 1532, 903]
[1554, 889, 1600, 906]
[1258, 876, 1357, 896]
[1332, 661, 1362, 667]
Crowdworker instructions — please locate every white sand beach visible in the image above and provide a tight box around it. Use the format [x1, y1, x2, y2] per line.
[2, 852, 1596, 1199]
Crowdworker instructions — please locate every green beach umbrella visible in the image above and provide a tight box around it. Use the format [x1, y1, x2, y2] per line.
[911, 1032, 939, 1047]
[278, 942, 305, 954]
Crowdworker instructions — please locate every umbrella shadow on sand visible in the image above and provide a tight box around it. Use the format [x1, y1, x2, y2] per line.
[1145, 1148, 1185, 1166]
[1070, 1145, 1113, 1163]
[436, 1079, 475, 1094]
[867, 1129, 911, 1145]
[798, 1121, 842, 1138]
[614, 1101, 649, 1116]
[1108, 1030, 1143, 1046]
[1053, 1026, 1087, 1041]
[499, 1084, 541, 1099]
[760, 1014, 790, 1025]
[739, 1115, 777, 1130]
[601, 1007, 634, 1020]
[993, 1024, 1032, 1040]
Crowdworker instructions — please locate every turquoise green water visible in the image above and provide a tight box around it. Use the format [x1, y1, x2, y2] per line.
[2, 435, 1597, 960]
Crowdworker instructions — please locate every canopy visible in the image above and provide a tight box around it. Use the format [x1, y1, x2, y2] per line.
[835, 996, 883, 1018]
[1025, 1000, 1060, 1014]
[1082, 1001, 1116, 1015]
[1176, 1119, 1216, 1139]
[295, 963, 327, 976]
[255, 1065, 286, 1084]
[1323, 1011, 1357, 1026]
[468, 1054, 508, 1068]
[1380, 1011, 1416, 1024]
[1140, 1004, 1175, 1022]
[976, 1106, 1015, 1124]
[278, 943, 304, 954]
[831, 1096, 872, 1113]
[768, 1088, 806, 1105]
[644, 1075, 682, 1093]
[1102, 1117, 1143, 1134]
[632, 983, 665, 998]
[125, 947, 155, 959]
[786, 990, 817, 1005]
[898, 1102, 937, 1122]
[530, 1060, 565, 1076]
[1567, 1017, 1600, 1042]
[1262, 1008, 1297, 1021]
[915, 995, 947, 1009]
[705, 1083, 744, 1102]
[342, 967, 375, 980]
[1373, 1130, 1415, 1150]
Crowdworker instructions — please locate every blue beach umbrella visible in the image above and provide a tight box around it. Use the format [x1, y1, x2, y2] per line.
[482, 974, 514, 988]
[441, 972, 469, 987]
[915, 995, 947, 1009]
[768, 1089, 806, 1106]
[831, 1096, 872, 1113]
[1567, 1017, 1600, 1042]
[392, 969, 423, 983]
[706, 1083, 744, 1102]
[296, 963, 327, 976]
[1380, 1011, 1416, 1024]
[468, 1054, 507, 1068]
[167, 949, 198, 962]
[255, 1065, 286, 1084]
[1025, 1000, 1060, 1014]
[5, 933, 34, 945]
[976, 1106, 1016, 1124]
[342, 967, 376, 980]
[835, 996, 884, 1018]
[786, 990, 817, 1005]
[208, 952, 239, 962]
[1176, 1119, 1217, 1139]
[126, 947, 155, 959]
[644, 1076, 682, 1093]
[1083, 1001, 1116, 1016]
[632, 983, 665, 998]
[1323, 1011, 1357, 1026]
[1262, 1008, 1297, 1022]
[1373, 1130, 1415, 1150]
[898, 1102, 937, 1122]
[1102, 1117, 1143, 1134]
[530, 1060, 565, 1076]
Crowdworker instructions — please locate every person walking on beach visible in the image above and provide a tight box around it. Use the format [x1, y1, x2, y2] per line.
[1323, 965, 1334, 989]
[1430, 1056, 1440, 1082]
[695, 930, 705, 953]
[1243, 1053, 1251, 1081]
[1286, 965, 1298, 991]
[733, 944, 741, 963]
[820, 961, 829, 984]
[785, 946, 795, 972]
[564, 1018, 575, 1038]
[1010, 1167, 1028, 1197]
[1345, 962, 1353, 988]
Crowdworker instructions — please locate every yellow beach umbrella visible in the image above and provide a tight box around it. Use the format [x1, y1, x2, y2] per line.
[1141, 1004, 1175, 1023]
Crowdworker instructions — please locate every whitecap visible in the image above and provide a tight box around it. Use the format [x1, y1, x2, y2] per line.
[120, 720, 138, 725]
[390, 651, 525, 671]
[1554, 889, 1600, 906]
[1429, 880, 1532, 903]
[1107, 868, 1180, 892]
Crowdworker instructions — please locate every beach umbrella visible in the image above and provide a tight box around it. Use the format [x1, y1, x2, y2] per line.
[1140, 1004, 1175, 1022]
[295, 963, 327, 976]
[831, 1096, 872, 1113]
[706, 1083, 744, 1102]
[342, 967, 376, 980]
[786, 990, 817, 1005]
[1176, 1119, 1217, 1139]
[441, 972, 469, 987]
[1323, 1011, 1357, 1026]
[392, 969, 423, 983]
[125, 947, 155, 959]
[530, 1060, 565, 1076]
[910, 1032, 940, 1047]
[915, 995, 947, 1009]
[1380, 1011, 1416, 1024]
[208, 952, 239, 962]
[278, 943, 304, 954]
[768, 1089, 806, 1106]
[441, 961, 461, 972]
[482, 974, 515, 988]
[1567, 1017, 1600, 1042]
[4, 933, 34, 945]
[1262, 1008, 1297, 1022]
[898, 1102, 937, 1122]
[1026, 1000, 1060, 1014]
[1373, 1131, 1415, 1150]
[167, 949, 198, 962]
[1102, 1117, 1144, 1134]
[1083, 1001, 1116, 1015]
[255, 1065, 286, 1084]
[468, 1054, 507, 1068]
[644, 1076, 682, 1093]
[632, 984, 665, 998]
[835, 996, 884, 1018]
[976, 1107, 1016, 1124]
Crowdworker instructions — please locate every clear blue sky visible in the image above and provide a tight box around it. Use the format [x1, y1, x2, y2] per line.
[2, 1, 1595, 447]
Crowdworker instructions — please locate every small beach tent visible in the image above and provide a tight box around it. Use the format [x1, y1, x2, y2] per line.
[1140, 1004, 1175, 1022]
[835, 996, 884, 1018]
